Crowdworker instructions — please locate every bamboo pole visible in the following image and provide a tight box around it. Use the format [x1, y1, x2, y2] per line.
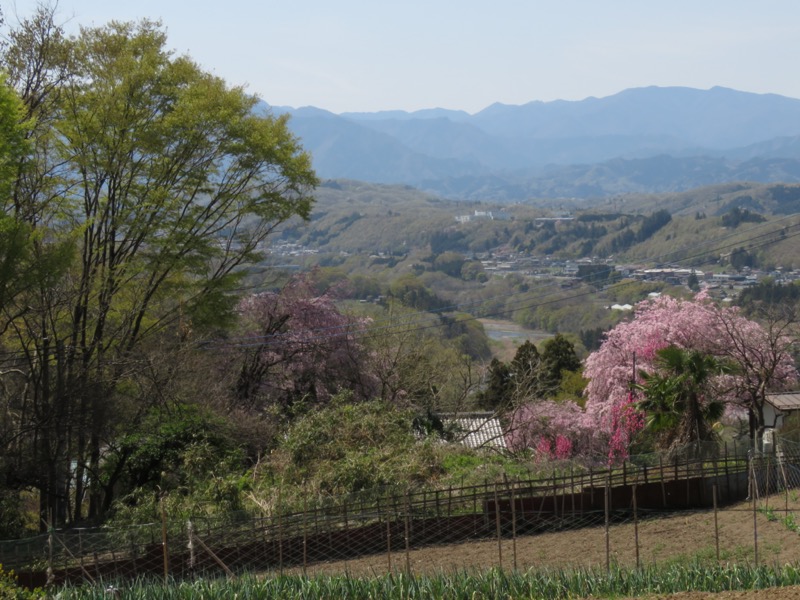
[633, 483, 640, 570]
[384, 498, 392, 572]
[713, 484, 720, 562]
[191, 531, 235, 579]
[404, 492, 411, 574]
[604, 480, 611, 574]
[160, 497, 169, 583]
[752, 462, 759, 566]
[303, 498, 308, 575]
[510, 484, 518, 571]
[494, 484, 503, 570]
[570, 466, 576, 516]
[187, 520, 196, 573]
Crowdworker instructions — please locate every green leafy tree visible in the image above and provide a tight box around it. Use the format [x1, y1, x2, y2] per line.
[0, 11, 316, 525]
[540, 333, 582, 389]
[387, 274, 445, 311]
[432, 251, 466, 277]
[477, 358, 512, 410]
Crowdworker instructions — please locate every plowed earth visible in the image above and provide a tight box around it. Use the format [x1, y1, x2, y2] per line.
[286, 493, 800, 599]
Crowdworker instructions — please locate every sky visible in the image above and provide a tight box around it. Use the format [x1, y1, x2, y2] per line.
[5, 1, 800, 114]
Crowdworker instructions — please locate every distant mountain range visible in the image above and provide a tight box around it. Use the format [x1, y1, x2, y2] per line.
[264, 86, 800, 201]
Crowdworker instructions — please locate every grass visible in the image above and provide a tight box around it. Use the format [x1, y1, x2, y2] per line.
[50, 562, 800, 599]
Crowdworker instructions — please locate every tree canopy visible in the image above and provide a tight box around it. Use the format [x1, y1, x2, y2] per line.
[0, 10, 316, 525]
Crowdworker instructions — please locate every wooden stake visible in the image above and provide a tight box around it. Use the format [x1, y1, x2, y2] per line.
[604, 480, 611, 573]
[160, 496, 169, 583]
[713, 483, 720, 562]
[633, 483, 640, 570]
[494, 484, 503, 570]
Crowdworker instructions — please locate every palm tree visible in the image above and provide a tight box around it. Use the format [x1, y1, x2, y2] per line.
[635, 345, 735, 453]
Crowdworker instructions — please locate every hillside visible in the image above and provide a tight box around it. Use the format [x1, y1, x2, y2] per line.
[275, 180, 800, 271]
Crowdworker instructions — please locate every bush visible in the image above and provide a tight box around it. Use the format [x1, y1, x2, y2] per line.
[0, 564, 43, 599]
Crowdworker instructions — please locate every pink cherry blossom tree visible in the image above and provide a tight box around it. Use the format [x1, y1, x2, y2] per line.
[583, 293, 797, 459]
[231, 273, 374, 414]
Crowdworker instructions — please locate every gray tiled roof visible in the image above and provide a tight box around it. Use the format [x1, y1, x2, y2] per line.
[765, 391, 800, 412]
[448, 413, 507, 449]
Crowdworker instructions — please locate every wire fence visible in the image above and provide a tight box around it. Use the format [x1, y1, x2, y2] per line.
[6, 441, 800, 590]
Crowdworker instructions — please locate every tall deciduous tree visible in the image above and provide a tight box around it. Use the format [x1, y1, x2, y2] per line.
[0, 11, 316, 525]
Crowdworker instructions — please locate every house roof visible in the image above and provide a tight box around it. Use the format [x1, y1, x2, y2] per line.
[447, 413, 507, 449]
[765, 392, 800, 412]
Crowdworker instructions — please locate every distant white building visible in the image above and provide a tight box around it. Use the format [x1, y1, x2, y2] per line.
[455, 210, 511, 223]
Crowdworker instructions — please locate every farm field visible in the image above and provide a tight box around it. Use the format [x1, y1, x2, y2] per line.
[269, 494, 800, 599]
[43, 495, 800, 599]
[285, 496, 800, 577]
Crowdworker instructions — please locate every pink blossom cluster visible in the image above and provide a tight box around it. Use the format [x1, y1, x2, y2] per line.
[506, 400, 594, 459]
[582, 293, 797, 459]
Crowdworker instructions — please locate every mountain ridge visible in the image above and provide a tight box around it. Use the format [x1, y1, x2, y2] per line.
[264, 86, 800, 200]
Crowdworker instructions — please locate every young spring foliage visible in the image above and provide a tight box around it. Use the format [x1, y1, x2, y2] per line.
[0, 11, 317, 524]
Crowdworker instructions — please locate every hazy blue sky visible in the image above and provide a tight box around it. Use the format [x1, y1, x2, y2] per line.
[6, 1, 800, 114]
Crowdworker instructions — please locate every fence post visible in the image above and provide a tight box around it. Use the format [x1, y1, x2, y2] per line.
[381, 497, 391, 572]
[303, 498, 308, 575]
[404, 492, 411, 574]
[447, 486, 453, 518]
[422, 490, 427, 539]
[187, 520, 195, 573]
[160, 496, 169, 583]
[784, 463, 790, 517]
[752, 461, 759, 566]
[604, 479, 611, 574]
[659, 455, 667, 507]
[343, 499, 349, 569]
[278, 507, 284, 575]
[494, 484, 503, 570]
[510, 483, 518, 571]
[766, 453, 771, 509]
[713, 484, 720, 562]
[46, 526, 54, 588]
[724, 443, 731, 502]
[570, 466, 576, 516]
[633, 483, 640, 570]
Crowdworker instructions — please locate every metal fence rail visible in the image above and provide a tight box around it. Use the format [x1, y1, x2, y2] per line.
[7, 442, 798, 589]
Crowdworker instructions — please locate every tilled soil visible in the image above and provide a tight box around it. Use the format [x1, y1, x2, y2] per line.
[286, 493, 800, 598]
